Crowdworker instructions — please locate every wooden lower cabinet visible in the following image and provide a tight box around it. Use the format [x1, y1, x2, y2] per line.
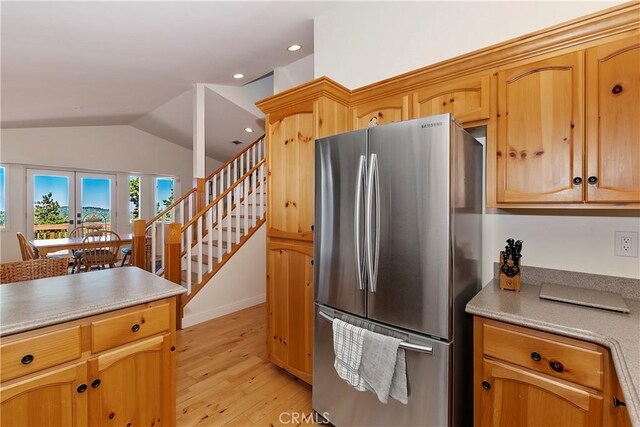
[88, 335, 173, 426]
[0, 298, 177, 427]
[479, 358, 603, 426]
[474, 317, 632, 427]
[0, 363, 88, 427]
[267, 238, 314, 384]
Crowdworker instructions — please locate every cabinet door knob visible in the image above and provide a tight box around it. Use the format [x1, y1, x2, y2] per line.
[76, 384, 88, 393]
[481, 380, 491, 391]
[572, 177, 582, 185]
[131, 323, 140, 333]
[530, 352, 542, 362]
[91, 379, 101, 388]
[21, 354, 34, 365]
[549, 360, 565, 373]
[611, 84, 623, 95]
[613, 396, 626, 407]
[588, 176, 598, 185]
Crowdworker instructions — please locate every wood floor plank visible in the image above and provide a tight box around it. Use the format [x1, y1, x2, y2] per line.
[176, 304, 313, 426]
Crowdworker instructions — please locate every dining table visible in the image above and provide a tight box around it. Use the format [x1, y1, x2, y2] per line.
[31, 233, 133, 258]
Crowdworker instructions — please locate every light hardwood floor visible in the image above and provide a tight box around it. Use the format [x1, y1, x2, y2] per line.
[176, 304, 313, 426]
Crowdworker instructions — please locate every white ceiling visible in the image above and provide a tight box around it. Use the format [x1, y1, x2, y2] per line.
[1, 1, 337, 129]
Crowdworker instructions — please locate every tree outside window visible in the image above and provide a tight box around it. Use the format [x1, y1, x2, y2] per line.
[129, 176, 140, 221]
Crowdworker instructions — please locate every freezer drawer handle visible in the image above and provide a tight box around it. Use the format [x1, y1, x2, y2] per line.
[318, 311, 434, 355]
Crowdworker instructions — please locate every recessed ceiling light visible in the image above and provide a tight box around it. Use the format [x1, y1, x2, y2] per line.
[287, 44, 302, 52]
[244, 127, 254, 133]
[233, 73, 244, 79]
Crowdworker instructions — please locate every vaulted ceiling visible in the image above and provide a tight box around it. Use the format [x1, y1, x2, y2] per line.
[1, 1, 336, 160]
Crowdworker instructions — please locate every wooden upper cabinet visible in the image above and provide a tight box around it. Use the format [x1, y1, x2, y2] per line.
[586, 35, 640, 203]
[267, 110, 315, 241]
[496, 52, 584, 203]
[351, 95, 409, 130]
[479, 358, 603, 427]
[413, 74, 490, 123]
[1, 363, 88, 427]
[267, 240, 314, 384]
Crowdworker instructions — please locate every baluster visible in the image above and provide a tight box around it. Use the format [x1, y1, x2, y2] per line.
[186, 224, 192, 294]
[217, 201, 223, 262]
[207, 209, 213, 273]
[235, 186, 241, 244]
[226, 190, 232, 254]
[161, 217, 167, 272]
[189, 193, 194, 221]
[197, 216, 203, 284]
[259, 163, 265, 219]
[212, 175, 217, 223]
[179, 200, 185, 252]
[243, 176, 249, 234]
[252, 168, 257, 227]
[220, 168, 224, 196]
[258, 138, 262, 161]
[233, 158, 238, 183]
[151, 222, 157, 273]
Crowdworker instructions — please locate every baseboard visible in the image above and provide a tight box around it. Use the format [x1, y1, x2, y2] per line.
[181, 293, 266, 328]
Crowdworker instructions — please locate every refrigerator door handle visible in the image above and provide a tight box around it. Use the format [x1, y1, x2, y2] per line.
[373, 152, 380, 293]
[365, 153, 377, 292]
[318, 311, 434, 355]
[354, 155, 366, 291]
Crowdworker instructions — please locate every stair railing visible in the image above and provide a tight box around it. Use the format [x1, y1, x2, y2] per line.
[133, 134, 265, 276]
[179, 157, 266, 295]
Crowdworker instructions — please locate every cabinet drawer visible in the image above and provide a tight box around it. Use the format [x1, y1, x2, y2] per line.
[1, 326, 81, 382]
[91, 303, 170, 353]
[482, 322, 604, 390]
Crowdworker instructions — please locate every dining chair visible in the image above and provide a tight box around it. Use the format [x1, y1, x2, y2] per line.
[0, 258, 69, 284]
[81, 230, 121, 271]
[68, 226, 89, 273]
[16, 232, 39, 260]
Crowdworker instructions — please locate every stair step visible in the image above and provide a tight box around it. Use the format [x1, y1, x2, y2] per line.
[190, 254, 218, 265]
[181, 271, 198, 284]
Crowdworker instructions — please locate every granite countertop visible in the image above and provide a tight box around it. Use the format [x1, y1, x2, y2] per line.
[467, 280, 640, 426]
[0, 268, 186, 337]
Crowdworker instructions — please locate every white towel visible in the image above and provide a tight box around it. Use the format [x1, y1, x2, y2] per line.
[332, 318, 366, 387]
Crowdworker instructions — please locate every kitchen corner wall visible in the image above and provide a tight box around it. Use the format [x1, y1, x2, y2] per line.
[315, 1, 640, 283]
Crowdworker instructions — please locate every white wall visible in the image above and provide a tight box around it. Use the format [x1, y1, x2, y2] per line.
[274, 54, 314, 94]
[182, 224, 266, 328]
[0, 125, 222, 262]
[315, 1, 625, 89]
[315, 1, 640, 282]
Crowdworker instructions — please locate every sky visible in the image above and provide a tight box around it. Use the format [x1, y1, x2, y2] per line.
[156, 177, 174, 210]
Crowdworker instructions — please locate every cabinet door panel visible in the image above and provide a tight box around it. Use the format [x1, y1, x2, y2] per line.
[88, 335, 171, 427]
[413, 75, 490, 123]
[267, 240, 313, 384]
[479, 359, 603, 427]
[1, 363, 87, 427]
[267, 113, 315, 241]
[351, 96, 409, 130]
[586, 36, 640, 202]
[497, 52, 584, 203]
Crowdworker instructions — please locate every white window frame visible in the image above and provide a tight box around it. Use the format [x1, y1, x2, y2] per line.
[0, 164, 8, 231]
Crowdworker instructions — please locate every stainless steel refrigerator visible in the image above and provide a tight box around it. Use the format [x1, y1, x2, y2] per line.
[313, 114, 482, 427]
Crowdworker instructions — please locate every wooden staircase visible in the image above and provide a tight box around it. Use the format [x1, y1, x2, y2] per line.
[133, 135, 266, 328]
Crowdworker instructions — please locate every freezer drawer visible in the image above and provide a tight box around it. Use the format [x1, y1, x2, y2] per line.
[313, 305, 451, 427]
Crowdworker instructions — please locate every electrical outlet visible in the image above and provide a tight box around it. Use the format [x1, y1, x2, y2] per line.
[615, 231, 639, 257]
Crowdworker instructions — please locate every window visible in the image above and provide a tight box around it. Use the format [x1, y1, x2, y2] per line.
[155, 177, 175, 220]
[129, 175, 140, 221]
[0, 166, 5, 228]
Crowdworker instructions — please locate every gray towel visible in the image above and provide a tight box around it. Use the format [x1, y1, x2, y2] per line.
[332, 318, 366, 387]
[357, 330, 408, 405]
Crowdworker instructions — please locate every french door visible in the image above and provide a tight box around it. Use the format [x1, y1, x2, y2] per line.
[27, 169, 116, 240]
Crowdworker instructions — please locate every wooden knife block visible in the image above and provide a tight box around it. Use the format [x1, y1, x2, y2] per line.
[499, 251, 521, 292]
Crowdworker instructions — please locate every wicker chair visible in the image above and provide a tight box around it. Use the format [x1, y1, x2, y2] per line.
[16, 232, 39, 261]
[81, 230, 121, 271]
[0, 258, 69, 284]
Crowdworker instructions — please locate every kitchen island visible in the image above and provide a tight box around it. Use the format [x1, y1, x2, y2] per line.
[0, 268, 186, 426]
[467, 278, 639, 427]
